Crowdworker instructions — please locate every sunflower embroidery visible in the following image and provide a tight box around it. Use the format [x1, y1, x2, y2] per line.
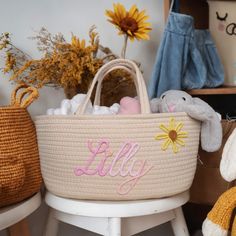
[155, 117, 188, 153]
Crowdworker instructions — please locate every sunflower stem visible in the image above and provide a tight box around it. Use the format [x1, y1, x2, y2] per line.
[121, 35, 128, 59]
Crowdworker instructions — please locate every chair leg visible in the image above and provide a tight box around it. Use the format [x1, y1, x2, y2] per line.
[108, 217, 121, 236]
[44, 209, 59, 236]
[170, 207, 189, 236]
[7, 219, 30, 236]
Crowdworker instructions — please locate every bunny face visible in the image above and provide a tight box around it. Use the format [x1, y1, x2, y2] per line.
[208, 1, 236, 85]
[213, 8, 235, 36]
[157, 90, 193, 113]
[208, 1, 236, 38]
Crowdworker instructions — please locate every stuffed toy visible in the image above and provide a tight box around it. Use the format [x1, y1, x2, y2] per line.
[202, 128, 236, 236]
[150, 90, 222, 152]
[118, 96, 141, 115]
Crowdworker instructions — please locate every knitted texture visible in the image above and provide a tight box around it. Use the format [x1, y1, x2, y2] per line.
[208, 187, 236, 229]
[233, 217, 236, 236]
[202, 187, 236, 236]
[0, 85, 42, 208]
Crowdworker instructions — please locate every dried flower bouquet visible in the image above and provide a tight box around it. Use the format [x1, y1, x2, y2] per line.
[0, 3, 151, 103]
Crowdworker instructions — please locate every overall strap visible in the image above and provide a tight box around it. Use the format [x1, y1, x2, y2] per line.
[172, 0, 180, 13]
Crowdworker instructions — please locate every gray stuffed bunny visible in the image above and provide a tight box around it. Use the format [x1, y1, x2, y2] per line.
[150, 90, 222, 152]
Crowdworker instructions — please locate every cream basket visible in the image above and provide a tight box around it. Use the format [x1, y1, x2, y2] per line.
[35, 59, 200, 200]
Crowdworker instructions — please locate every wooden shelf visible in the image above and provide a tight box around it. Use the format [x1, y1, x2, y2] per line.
[187, 87, 236, 95]
[163, 0, 209, 29]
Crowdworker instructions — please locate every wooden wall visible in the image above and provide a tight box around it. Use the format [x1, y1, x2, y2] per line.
[179, 0, 209, 29]
[164, 0, 208, 29]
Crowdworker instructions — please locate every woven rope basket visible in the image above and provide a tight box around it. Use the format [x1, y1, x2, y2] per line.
[35, 59, 201, 200]
[0, 85, 42, 207]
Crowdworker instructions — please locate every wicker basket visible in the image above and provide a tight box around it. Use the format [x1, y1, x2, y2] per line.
[35, 59, 200, 200]
[0, 85, 42, 207]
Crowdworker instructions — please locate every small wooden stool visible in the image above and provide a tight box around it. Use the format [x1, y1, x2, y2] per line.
[0, 192, 41, 236]
[44, 191, 190, 236]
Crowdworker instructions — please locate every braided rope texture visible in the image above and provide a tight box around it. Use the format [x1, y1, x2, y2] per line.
[0, 107, 42, 207]
[35, 112, 200, 200]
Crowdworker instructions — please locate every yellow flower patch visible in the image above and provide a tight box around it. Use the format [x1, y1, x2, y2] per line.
[155, 117, 188, 154]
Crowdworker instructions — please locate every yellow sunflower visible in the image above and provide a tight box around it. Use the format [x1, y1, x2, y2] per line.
[155, 117, 188, 154]
[105, 3, 152, 41]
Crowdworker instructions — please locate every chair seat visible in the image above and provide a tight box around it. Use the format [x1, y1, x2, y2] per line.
[45, 191, 189, 218]
[0, 192, 41, 230]
[44, 191, 190, 236]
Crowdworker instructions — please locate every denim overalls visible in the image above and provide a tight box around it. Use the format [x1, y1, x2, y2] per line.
[148, 11, 224, 98]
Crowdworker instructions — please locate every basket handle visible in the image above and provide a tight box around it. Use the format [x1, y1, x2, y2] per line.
[76, 59, 151, 115]
[95, 64, 150, 108]
[93, 65, 140, 106]
[11, 84, 39, 108]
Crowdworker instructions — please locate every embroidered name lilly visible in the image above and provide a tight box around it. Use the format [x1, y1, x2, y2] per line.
[74, 140, 154, 195]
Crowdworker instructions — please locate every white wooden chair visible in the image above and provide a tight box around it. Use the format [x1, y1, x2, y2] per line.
[0, 192, 41, 236]
[44, 191, 190, 236]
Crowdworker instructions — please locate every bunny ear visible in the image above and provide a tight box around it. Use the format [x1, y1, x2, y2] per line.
[191, 97, 222, 152]
[150, 98, 161, 113]
[192, 97, 213, 120]
[192, 97, 220, 117]
[220, 128, 236, 182]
